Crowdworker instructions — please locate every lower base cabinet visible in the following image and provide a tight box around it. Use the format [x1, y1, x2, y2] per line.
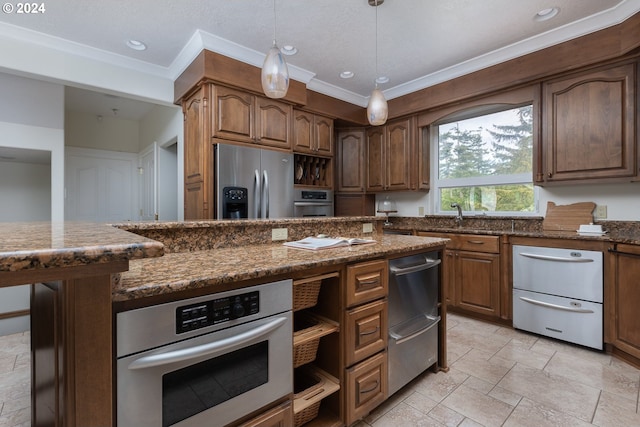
[606, 244, 640, 361]
[345, 351, 388, 426]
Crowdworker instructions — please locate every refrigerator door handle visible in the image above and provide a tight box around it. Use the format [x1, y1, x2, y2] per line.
[263, 170, 269, 218]
[254, 169, 261, 218]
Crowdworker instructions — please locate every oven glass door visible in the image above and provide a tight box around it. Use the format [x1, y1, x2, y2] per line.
[294, 201, 334, 217]
[117, 312, 292, 427]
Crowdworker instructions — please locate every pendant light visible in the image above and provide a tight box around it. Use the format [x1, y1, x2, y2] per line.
[261, 0, 289, 99]
[367, 0, 388, 126]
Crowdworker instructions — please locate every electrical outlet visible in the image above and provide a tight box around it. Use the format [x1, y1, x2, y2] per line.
[595, 205, 607, 219]
[418, 206, 425, 216]
[362, 223, 373, 233]
[271, 228, 288, 241]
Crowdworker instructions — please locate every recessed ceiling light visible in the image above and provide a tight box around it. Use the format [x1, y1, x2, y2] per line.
[534, 7, 559, 22]
[376, 76, 389, 84]
[281, 45, 297, 56]
[340, 71, 354, 79]
[126, 39, 147, 51]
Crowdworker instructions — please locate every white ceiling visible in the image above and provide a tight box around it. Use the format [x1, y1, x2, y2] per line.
[1, 0, 639, 117]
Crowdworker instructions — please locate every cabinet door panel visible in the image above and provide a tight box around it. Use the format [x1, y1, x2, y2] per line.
[608, 246, 640, 359]
[386, 118, 412, 190]
[293, 110, 313, 152]
[256, 98, 291, 149]
[542, 63, 636, 182]
[337, 129, 366, 192]
[366, 128, 385, 191]
[456, 251, 500, 316]
[213, 86, 254, 143]
[236, 401, 293, 427]
[314, 115, 334, 155]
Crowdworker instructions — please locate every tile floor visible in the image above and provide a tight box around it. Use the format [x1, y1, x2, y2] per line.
[1, 314, 640, 427]
[357, 313, 640, 427]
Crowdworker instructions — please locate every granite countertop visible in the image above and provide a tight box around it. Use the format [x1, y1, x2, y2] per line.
[0, 222, 164, 273]
[113, 234, 448, 302]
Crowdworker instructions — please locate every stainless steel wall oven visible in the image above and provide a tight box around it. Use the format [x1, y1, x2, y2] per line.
[116, 280, 293, 427]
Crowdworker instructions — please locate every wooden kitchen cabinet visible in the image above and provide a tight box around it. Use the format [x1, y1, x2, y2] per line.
[606, 244, 640, 363]
[345, 259, 388, 307]
[417, 232, 501, 320]
[366, 116, 422, 192]
[538, 59, 638, 184]
[293, 109, 334, 155]
[183, 86, 212, 219]
[345, 299, 387, 367]
[213, 85, 292, 149]
[344, 351, 388, 426]
[235, 401, 293, 427]
[336, 128, 366, 193]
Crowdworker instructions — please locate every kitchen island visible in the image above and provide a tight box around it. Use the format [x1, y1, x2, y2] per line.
[0, 218, 450, 427]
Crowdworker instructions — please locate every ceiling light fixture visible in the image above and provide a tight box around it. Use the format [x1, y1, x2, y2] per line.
[126, 39, 147, 51]
[281, 45, 298, 56]
[534, 7, 560, 22]
[367, 0, 388, 126]
[261, 0, 289, 99]
[340, 71, 354, 79]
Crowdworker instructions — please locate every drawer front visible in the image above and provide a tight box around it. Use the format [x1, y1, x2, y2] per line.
[346, 259, 388, 307]
[236, 401, 293, 427]
[345, 300, 387, 366]
[417, 232, 458, 249]
[345, 351, 387, 426]
[456, 234, 499, 253]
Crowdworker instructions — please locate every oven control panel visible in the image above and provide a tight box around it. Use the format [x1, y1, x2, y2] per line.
[176, 291, 259, 334]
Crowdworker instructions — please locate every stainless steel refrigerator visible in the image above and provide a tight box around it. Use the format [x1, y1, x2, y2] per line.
[215, 143, 294, 219]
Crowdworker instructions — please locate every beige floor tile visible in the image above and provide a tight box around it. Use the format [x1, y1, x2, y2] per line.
[446, 326, 511, 355]
[427, 403, 465, 427]
[592, 391, 640, 427]
[370, 401, 445, 427]
[487, 385, 522, 407]
[441, 384, 514, 426]
[503, 397, 594, 427]
[452, 348, 515, 385]
[462, 375, 494, 394]
[497, 363, 600, 422]
[492, 341, 552, 369]
[545, 351, 640, 401]
[403, 390, 439, 414]
[411, 368, 469, 403]
[458, 418, 485, 427]
[0, 406, 29, 427]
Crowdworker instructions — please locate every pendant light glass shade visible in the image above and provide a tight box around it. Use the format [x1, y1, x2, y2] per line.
[262, 0, 289, 99]
[367, 86, 388, 126]
[262, 42, 289, 98]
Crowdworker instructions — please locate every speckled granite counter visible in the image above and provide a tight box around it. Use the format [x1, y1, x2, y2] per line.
[114, 233, 448, 302]
[0, 222, 164, 274]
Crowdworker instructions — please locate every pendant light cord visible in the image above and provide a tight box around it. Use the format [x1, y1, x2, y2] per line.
[272, 0, 277, 46]
[375, 0, 379, 87]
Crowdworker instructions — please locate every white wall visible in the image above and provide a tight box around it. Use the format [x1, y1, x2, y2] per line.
[0, 72, 65, 335]
[65, 110, 140, 153]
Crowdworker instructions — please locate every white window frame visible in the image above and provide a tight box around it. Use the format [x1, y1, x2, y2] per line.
[428, 105, 539, 217]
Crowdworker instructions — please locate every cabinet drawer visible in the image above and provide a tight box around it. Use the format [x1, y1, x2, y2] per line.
[457, 234, 499, 253]
[345, 300, 387, 366]
[236, 400, 293, 427]
[346, 259, 388, 307]
[345, 351, 387, 426]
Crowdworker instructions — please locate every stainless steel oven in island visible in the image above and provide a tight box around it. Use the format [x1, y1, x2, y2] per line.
[116, 279, 293, 427]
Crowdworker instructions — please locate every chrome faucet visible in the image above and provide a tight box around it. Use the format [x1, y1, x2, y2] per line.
[451, 203, 463, 227]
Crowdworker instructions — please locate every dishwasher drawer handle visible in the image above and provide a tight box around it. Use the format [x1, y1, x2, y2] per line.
[390, 258, 441, 276]
[389, 316, 441, 345]
[127, 316, 288, 370]
[518, 296, 594, 313]
[519, 252, 594, 263]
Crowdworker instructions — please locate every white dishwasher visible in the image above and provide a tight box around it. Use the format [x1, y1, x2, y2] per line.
[512, 245, 603, 350]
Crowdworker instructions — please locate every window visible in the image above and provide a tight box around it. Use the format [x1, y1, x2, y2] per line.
[433, 105, 536, 215]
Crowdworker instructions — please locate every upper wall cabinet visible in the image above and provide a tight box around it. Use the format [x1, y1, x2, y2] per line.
[337, 128, 366, 192]
[538, 60, 638, 185]
[366, 116, 427, 192]
[293, 110, 334, 156]
[212, 85, 292, 150]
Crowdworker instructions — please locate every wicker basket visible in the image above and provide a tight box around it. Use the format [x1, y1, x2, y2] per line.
[293, 313, 339, 368]
[293, 279, 322, 312]
[293, 369, 324, 427]
[293, 366, 340, 427]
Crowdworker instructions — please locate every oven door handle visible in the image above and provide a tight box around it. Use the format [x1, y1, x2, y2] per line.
[518, 296, 594, 313]
[127, 316, 288, 370]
